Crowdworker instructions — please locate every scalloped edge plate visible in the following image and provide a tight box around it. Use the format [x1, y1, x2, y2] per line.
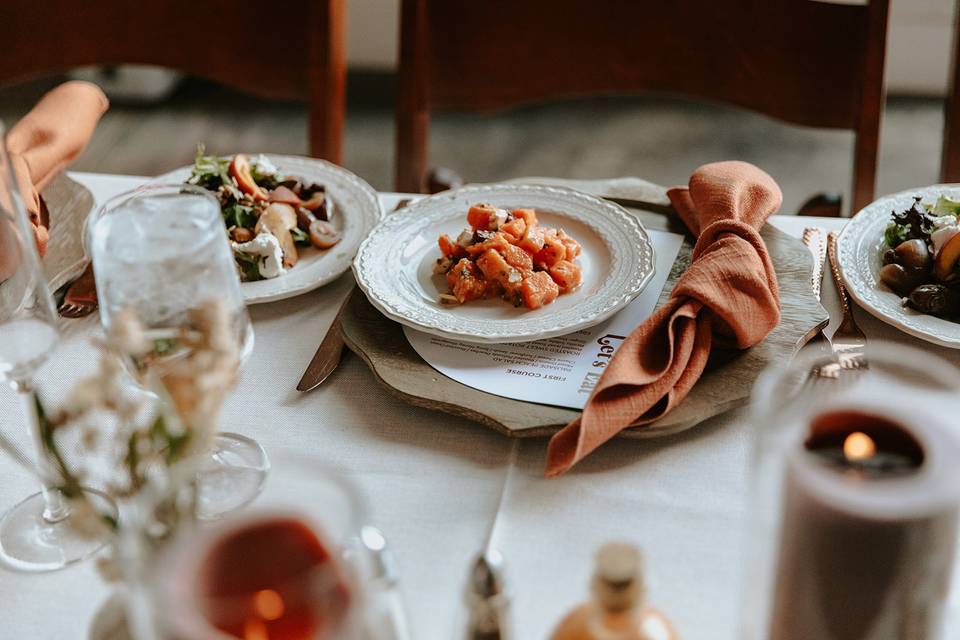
[154, 154, 382, 305]
[837, 183, 960, 348]
[352, 184, 655, 343]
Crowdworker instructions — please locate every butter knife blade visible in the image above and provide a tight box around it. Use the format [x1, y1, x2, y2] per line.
[601, 195, 675, 215]
[296, 199, 413, 392]
[296, 291, 352, 392]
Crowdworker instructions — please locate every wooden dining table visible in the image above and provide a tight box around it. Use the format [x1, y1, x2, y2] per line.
[2, 172, 960, 639]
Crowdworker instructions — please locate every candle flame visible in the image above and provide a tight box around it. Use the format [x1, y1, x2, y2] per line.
[253, 589, 285, 621]
[843, 432, 876, 462]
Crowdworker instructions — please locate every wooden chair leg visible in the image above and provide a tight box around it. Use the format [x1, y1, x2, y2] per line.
[797, 192, 843, 218]
[307, 0, 345, 164]
[396, 0, 431, 192]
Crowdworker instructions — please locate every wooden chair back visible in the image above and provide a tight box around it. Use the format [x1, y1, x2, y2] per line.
[942, 1, 960, 184]
[0, 0, 345, 163]
[397, 0, 889, 213]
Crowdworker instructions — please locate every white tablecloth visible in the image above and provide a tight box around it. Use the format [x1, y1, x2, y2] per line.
[2, 173, 958, 639]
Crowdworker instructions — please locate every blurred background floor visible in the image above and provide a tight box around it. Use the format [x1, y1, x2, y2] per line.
[0, 76, 945, 214]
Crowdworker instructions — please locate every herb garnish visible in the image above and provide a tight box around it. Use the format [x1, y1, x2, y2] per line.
[186, 144, 232, 191]
[234, 252, 264, 282]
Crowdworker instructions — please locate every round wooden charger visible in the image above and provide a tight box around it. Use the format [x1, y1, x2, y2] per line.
[341, 201, 826, 440]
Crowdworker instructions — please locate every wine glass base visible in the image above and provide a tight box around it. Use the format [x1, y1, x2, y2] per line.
[0, 488, 116, 573]
[196, 432, 270, 520]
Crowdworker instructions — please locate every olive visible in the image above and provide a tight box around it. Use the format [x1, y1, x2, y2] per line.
[880, 263, 929, 296]
[299, 182, 326, 199]
[894, 239, 932, 270]
[296, 206, 315, 232]
[908, 284, 960, 317]
[882, 249, 898, 265]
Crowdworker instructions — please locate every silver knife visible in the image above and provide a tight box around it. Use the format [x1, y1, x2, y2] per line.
[296, 292, 352, 391]
[602, 195, 675, 215]
[296, 198, 415, 392]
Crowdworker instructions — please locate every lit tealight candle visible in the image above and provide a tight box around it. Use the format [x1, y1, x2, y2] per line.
[770, 408, 960, 640]
[803, 411, 924, 478]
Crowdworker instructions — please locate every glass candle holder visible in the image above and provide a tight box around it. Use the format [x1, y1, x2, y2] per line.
[739, 342, 960, 640]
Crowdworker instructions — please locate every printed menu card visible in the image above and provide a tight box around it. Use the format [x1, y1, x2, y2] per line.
[404, 230, 683, 409]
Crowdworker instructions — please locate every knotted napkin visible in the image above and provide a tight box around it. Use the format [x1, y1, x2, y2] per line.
[545, 161, 782, 476]
[2, 81, 108, 273]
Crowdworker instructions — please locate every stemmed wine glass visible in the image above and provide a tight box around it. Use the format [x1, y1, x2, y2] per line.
[86, 183, 268, 520]
[123, 454, 375, 640]
[0, 122, 115, 571]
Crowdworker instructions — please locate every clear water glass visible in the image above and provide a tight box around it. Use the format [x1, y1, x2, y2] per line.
[0, 121, 115, 571]
[88, 183, 253, 364]
[88, 183, 267, 520]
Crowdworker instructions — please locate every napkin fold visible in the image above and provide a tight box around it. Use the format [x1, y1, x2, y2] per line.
[5, 81, 109, 258]
[545, 161, 782, 476]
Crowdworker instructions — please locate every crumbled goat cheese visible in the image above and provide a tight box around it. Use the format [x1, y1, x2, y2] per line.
[232, 232, 285, 279]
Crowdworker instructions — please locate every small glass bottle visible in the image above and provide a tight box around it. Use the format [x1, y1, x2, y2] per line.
[550, 542, 677, 640]
[464, 550, 511, 640]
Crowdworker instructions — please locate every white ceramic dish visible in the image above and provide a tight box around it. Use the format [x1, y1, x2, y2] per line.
[836, 184, 960, 348]
[352, 183, 655, 343]
[155, 154, 381, 305]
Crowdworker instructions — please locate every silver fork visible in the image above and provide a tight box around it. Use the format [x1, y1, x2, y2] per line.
[799, 227, 842, 382]
[58, 301, 94, 318]
[827, 231, 868, 371]
[801, 228, 832, 354]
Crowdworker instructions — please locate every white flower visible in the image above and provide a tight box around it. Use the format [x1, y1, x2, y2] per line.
[95, 556, 122, 583]
[107, 309, 149, 356]
[65, 378, 104, 414]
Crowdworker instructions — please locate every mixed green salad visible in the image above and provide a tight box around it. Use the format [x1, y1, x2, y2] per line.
[880, 194, 960, 318]
[187, 146, 341, 282]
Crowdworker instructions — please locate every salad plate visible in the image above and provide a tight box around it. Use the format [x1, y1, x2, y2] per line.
[836, 184, 960, 348]
[352, 184, 655, 343]
[155, 154, 381, 305]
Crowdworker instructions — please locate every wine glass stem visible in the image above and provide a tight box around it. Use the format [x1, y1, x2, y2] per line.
[17, 381, 70, 524]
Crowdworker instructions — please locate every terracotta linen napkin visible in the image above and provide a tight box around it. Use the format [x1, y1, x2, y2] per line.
[3, 81, 108, 263]
[545, 161, 782, 476]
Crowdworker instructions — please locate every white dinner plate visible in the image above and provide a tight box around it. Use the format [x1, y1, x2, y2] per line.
[352, 183, 656, 343]
[836, 183, 960, 348]
[155, 154, 381, 305]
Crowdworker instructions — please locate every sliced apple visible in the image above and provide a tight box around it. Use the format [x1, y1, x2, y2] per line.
[268, 185, 329, 218]
[267, 185, 302, 205]
[935, 232, 960, 281]
[229, 154, 269, 201]
[255, 203, 298, 267]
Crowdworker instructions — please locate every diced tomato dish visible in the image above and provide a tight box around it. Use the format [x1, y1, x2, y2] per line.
[434, 203, 583, 309]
